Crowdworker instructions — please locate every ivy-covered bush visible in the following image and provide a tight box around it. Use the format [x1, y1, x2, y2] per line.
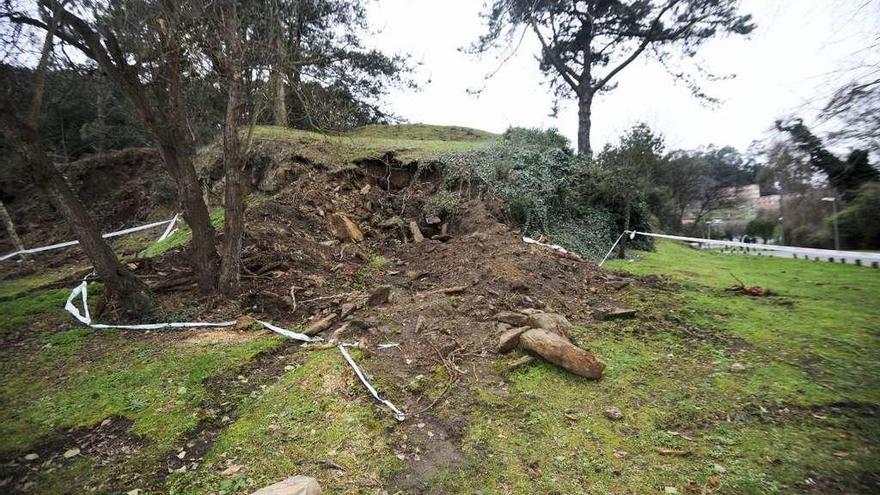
[433, 127, 651, 259]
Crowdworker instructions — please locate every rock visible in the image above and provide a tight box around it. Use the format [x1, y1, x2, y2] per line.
[604, 406, 624, 420]
[518, 329, 605, 379]
[127, 489, 142, 495]
[497, 326, 530, 353]
[526, 311, 572, 339]
[730, 362, 746, 373]
[359, 184, 371, 195]
[425, 215, 442, 225]
[304, 313, 337, 336]
[664, 488, 678, 494]
[409, 221, 424, 243]
[24, 453, 39, 461]
[329, 213, 364, 243]
[494, 311, 530, 327]
[250, 475, 322, 495]
[606, 280, 630, 291]
[63, 448, 80, 459]
[233, 315, 256, 331]
[221, 464, 244, 476]
[598, 308, 637, 320]
[366, 285, 392, 306]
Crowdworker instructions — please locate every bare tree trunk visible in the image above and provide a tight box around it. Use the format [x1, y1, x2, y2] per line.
[577, 94, 593, 156]
[0, 114, 153, 315]
[0, 200, 27, 258]
[270, 0, 288, 127]
[157, 143, 219, 292]
[215, 2, 246, 296]
[618, 199, 631, 259]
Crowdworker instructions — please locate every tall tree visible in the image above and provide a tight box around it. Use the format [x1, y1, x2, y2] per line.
[0, 5, 152, 315]
[263, 0, 412, 130]
[472, 0, 754, 154]
[200, 0, 250, 295]
[7, 0, 222, 293]
[776, 119, 879, 200]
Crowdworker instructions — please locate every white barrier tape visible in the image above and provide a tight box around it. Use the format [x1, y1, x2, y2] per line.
[1, 216, 179, 262]
[627, 231, 880, 262]
[63, 280, 314, 341]
[157, 214, 179, 241]
[338, 343, 406, 421]
[376, 343, 400, 349]
[599, 231, 628, 267]
[523, 236, 582, 259]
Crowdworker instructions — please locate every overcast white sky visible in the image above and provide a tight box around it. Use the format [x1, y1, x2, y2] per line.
[365, 0, 879, 153]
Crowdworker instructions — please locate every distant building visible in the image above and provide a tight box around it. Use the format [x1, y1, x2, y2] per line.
[685, 184, 782, 224]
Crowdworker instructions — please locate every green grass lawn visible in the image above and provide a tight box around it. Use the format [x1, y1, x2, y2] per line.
[430, 240, 878, 494]
[247, 124, 496, 167]
[1, 240, 876, 494]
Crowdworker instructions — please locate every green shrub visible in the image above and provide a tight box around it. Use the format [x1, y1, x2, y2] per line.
[423, 190, 464, 219]
[836, 182, 880, 249]
[434, 127, 645, 258]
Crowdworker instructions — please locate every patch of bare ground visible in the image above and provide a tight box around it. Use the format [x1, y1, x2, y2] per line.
[0, 416, 143, 494]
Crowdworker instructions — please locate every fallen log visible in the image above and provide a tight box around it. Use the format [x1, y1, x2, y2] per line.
[518, 329, 605, 379]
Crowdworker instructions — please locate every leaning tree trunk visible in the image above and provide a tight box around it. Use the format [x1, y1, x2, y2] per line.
[269, 0, 288, 127]
[0, 200, 27, 259]
[1, 117, 153, 316]
[577, 94, 593, 156]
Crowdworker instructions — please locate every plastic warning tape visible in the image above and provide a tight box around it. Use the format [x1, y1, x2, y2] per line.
[1, 215, 179, 262]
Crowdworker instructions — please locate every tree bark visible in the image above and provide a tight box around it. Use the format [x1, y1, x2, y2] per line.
[0, 114, 153, 316]
[0, 200, 27, 258]
[577, 93, 593, 155]
[216, 2, 246, 296]
[619, 198, 631, 259]
[518, 329, 605, 379]
[157, 143, 219, 292]
[270, 0, 288, 127]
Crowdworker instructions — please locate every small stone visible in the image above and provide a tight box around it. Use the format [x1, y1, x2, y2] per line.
[713, 464, 727, 474]
[664, 488, 678, 494]
[408, 221, 424, 243]
[177, 451, 186, 459]
[425, 215, 442, 225]
[24, 453, 39, 461]
[63, 448, 80, 459]
[494, 311, 530, 327]
[234, 315, 257, 331]
[359, 184, 371, 195]
[127, 490, 142, 495]
[221, 464, 243, 476]
[497, 326, 530, 353]
[730, 362, 746, 373]
[329, 213, 364, 243]
[284, 365, 296, 371]
[604, 406, 624, 421]
[366, 285, 392, 306]
[526, 311, 572, 338]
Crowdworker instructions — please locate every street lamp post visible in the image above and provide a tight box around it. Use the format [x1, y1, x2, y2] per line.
[821, 197, 840, 250]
